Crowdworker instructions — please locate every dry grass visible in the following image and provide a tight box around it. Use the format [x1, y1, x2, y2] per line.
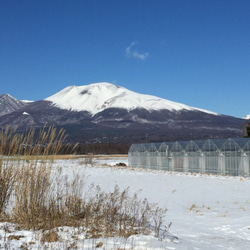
[0, 125, 167, 239]
[0, 125, 71, 228]
[188, 204, 196, 211]
[41, 230, 59, 243]
[74, 184, 166, 238]
[0, 161, 17, 216]
[13, 163, 55, 230]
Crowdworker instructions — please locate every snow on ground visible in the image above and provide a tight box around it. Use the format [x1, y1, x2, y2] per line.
[1, 155, 250, 249]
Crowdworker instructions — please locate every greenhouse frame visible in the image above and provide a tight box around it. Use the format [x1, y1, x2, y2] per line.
[128, 138, 250, 177]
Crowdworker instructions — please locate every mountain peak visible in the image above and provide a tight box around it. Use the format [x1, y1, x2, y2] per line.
[0, 93, 13, 99]
[45, 82, 219, 116]
[0, 93, 25, 116]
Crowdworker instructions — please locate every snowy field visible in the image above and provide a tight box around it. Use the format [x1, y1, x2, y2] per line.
[1, 155, 250, 249]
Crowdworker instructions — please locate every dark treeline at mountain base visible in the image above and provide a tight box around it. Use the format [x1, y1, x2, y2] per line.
[32, 143, 131, 155]
[75, 143, 131, 155]
[0, 142, 130, 155]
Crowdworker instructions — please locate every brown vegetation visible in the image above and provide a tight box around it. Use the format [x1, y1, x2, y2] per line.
[0, 125, 167, 239]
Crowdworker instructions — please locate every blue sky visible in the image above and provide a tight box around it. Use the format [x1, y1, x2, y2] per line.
[0, 0, 249, 118]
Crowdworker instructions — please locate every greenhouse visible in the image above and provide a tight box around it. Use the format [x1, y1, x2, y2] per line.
[128, 138, 250, 177]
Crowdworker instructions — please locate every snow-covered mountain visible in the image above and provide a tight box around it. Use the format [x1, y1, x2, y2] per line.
[0, 94, 25, 116]
[243, 114, 250, 120]
[0, 82, 246, 144]
[45, 82, 218, 115]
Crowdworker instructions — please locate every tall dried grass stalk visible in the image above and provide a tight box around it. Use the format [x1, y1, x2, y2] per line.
[13, 163, 52, 229]
[0, 125, 69, 158]
[0, 161, 17, 216]
[0, 125, 69, 222]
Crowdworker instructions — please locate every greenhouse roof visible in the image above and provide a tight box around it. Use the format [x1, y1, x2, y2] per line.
[129, 138, 250, 153]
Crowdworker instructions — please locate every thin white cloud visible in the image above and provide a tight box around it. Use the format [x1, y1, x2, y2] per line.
[125, 42, 149, 60]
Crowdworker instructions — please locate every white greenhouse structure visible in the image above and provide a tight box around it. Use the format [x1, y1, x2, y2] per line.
[128, 138, 250, 177]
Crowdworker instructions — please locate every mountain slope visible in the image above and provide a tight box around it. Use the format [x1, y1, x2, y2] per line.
[0, 94, 25, 116]
[0, 82, 246, 144]
[45, 82, 218, 115]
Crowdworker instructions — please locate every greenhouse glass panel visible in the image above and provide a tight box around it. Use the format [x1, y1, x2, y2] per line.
[170, 151, 184, 172]
[185, 140, 200, 152]
[201, 140, 219, 174]
[194, 140, 206, 149]
[202, 139, 219, 152]
[242, 140, 250, 152]
[178, 141, 189, 150]
[147, 143, 158, 170]
[128, 144, 138, 153]
[138, 144, 148, 169]
[158, 142, 168, 153]
[158, 142, 169, 170]
[211, 139, 227, 149]
[169, 142, 184, 172]
[233, 138, 250, 148]
[170, 141, 184, 152]
[128, 144, 142, 168]
[220, 139, 241, 176]
[185, 141, 201, 173]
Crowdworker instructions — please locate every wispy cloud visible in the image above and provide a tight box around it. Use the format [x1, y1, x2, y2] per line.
[125, 42, 149, 60]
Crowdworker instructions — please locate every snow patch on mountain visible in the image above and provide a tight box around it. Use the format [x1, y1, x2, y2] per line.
[243, 114, 250, 120]
[45, 82, 219, 116]
[21, 100, 34, 103]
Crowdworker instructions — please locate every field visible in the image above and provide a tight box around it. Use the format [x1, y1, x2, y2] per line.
[1, 155, 250, 249]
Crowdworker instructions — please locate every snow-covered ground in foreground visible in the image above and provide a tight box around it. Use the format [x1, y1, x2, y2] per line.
[1, 155, 250, 249]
